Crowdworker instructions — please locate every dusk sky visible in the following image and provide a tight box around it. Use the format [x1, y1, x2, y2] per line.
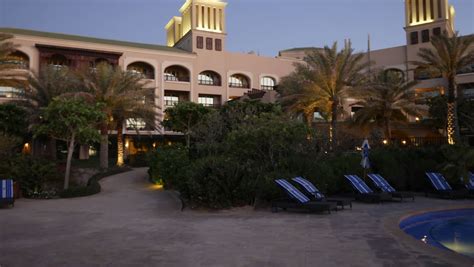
[1, 0, 473, 56]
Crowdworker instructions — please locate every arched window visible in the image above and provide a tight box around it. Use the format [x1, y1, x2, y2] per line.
[164, 65, 190, 82]
[89, 58, 111, 72]
[127, 62, 155, 79]
[260, 76, 276, 90]
[414, 66, 441, 81]
[48, 54, 69, 69]
[1, 51, 29, 69]
[383, 68, 405, 82]
[198, 71, 221, 86]
[229, 74, 250, 88]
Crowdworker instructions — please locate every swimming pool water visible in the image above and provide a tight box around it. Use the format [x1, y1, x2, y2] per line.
[400, 209, 474, 258]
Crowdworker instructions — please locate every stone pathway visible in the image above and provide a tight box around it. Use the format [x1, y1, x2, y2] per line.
[1, 168, 473, 266]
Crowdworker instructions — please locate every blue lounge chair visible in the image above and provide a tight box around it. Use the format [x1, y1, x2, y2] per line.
[344, 175, 392, 203]
[425, 172, 466, 199]
[1, 179, 15, 208]
[291, 177, 352, 209]
[367, 174, 414, 201]
[273, 179, 337, 214]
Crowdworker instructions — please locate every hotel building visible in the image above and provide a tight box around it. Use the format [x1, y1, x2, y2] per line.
[1, 0, 473, 152]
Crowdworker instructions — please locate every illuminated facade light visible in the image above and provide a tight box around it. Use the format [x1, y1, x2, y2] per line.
[383, 139, 388, 145]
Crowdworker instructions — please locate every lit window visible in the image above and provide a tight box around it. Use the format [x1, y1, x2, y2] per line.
[229, 74, 250, 88]
[198, 96, 215, 107]
[260, 76, 276, 90]
[164, 96, 179, 108]
[164, 65, 190, 82]
[126, 118, 146, 130]
[198, 71, 221, 86]
[48, 54, 68, 69]
[127, 62, 155, 79]
[0, 86, 22, 98]
[1, 51, 29, 69]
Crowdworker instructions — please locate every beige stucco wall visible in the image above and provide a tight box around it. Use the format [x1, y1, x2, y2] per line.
[5, 31, 298, 134]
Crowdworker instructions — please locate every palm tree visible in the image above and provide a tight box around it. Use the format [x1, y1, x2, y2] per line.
[79, 62, 156, 168]
[21, 65, 79, 158]
[414, 32, 474, 144]
[278, 64, 330, 128]
[350, 71, 420, 139]
[279, 42, 367, 144]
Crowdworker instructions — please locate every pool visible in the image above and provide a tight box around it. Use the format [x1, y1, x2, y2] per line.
[400, 209, 474, 258]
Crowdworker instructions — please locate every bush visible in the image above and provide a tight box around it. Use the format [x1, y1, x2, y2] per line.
[148, 144, 190, 190]
[148, 100, 474, 209]
[59, 179, 100, 198]
[0, 155, 61, 197]
[60, 167, 131, 198]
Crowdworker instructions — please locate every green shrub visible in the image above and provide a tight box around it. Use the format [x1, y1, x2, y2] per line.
[0, 155, 61, 196]
[148, 100, 474, 209]
[59, 180, 100, 198]
[59, 166, 131, 198]
[148, 144, 190, 193]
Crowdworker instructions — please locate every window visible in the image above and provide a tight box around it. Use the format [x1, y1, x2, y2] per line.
[0, 86, 22, 98]
[229, 74, 250, 88]
[126, 118, 146, 130]
[215, 39, 222, 51]
[422, 0, 427, 20]
[197, 36, 203, 49]
[437, 0, 442, 18]
[433, 27, 441, 36]
[260, 76, 276, 90]
[127, 62, 155, 79]
[459, 63, 474, 74]
[384, 68, 405, 81]
[430, 0, 435, 19]
[164, 95, 179, 108]
[198, 96, 215, 107]
[351, 107, 362, 118]
[206, 37, 213, 50]
[421, 29, 430, 43]
[410, 31, 419, 45]
[414, 67, 441, 80]
[48, 54, 68, 69]
[198, 71, 221, 86]
[164, 65, 190, 82]
[1, 51, 29, 69]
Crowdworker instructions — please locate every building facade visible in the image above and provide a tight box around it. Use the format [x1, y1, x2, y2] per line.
[1, 0, 473, 150]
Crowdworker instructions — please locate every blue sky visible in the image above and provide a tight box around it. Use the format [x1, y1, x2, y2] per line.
[1, 0, 473, 56]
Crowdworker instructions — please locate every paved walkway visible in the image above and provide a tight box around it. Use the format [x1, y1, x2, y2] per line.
[1, 168, 473, 267]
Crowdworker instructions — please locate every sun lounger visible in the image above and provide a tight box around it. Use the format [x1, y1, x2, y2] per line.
[1, 179, 15, 208]
[425, 172, 466, 199]
[291, 176, 352, 209]
[272, 179, 337, 214]
[367, 174, 414, 201]
[344, 175, 392, 203]
[466, 172, 474, 193]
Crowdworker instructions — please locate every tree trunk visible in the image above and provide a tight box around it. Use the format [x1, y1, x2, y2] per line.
[186, 133, 190, 149]
[64, 134, 75, 190]
[46, 138, 57, 160]
[116, 121, 124, 167]
[384, 119, 392, 140]
[330, 100, 338, 148]
[100, 123, 109, 169]
[447, 76, 460, 144]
